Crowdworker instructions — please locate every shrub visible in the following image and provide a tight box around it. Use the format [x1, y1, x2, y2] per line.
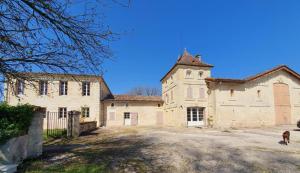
[297, 120, 300, 128]
[0, 103, 35, 144]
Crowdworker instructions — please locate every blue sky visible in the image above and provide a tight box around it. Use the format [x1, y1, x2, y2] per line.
[100, 0, 300, 94]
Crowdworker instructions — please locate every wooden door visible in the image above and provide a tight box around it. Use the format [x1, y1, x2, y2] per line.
[273, 83, 291, 125]
[156, 111, 163, 126]
[131, 112, 138, 126]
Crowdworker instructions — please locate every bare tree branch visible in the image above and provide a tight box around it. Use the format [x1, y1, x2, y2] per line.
[0, 0, 130, 98]
[127, 86, 161, 96]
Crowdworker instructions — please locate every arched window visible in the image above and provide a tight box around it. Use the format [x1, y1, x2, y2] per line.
[257, 90, 261, 98]
[198, 71, 203, 79]
[111, 103, 114, 107]
[186, 70, 192, 78]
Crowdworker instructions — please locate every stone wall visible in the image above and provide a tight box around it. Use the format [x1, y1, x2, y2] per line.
[80, 121, 97, 134]
[0, 109, 44, 165]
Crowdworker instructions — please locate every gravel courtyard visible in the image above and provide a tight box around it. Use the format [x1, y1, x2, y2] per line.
[20, 126, 300, 173]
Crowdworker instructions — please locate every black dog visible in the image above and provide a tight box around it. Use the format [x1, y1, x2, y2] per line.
[282, 131, 290, 145]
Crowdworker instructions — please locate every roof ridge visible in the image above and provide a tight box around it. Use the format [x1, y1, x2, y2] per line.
[206, 65, 300, 84]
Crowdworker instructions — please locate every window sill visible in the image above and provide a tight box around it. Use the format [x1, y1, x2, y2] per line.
[228, 99, 237, 101]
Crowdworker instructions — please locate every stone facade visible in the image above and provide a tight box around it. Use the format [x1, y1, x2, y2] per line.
[5, 74, 112, 127]
[4, 50, 300, 128]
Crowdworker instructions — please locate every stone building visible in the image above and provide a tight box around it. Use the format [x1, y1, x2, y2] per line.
[5, 50, 300, 128]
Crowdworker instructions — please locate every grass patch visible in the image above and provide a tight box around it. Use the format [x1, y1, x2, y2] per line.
[19, 162, 107, 173]
[43, 129, 67, 141]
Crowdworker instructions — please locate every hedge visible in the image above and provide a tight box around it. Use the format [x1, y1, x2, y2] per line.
[0, 103, 35, 144]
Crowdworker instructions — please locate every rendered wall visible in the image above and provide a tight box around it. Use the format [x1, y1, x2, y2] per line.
[213, 70, 300, 128]
[103, 101, 163, 127]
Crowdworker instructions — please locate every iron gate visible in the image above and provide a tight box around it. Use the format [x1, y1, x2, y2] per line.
[45, 111, 74, 138]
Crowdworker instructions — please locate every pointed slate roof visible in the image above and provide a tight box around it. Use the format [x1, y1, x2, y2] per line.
[161, 49, 213, 81]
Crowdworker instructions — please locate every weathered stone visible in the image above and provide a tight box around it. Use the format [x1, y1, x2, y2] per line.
[0, 110, 44, 166]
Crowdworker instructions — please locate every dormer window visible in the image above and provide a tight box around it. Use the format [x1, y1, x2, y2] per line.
[186, 70, 192, 78]
[198, 71, 203, 79]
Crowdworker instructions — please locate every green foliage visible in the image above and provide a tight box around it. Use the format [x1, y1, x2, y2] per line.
[0, 103, 35, 144]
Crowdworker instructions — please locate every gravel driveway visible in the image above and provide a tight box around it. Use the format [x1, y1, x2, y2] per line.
[20, 126, 300, 173]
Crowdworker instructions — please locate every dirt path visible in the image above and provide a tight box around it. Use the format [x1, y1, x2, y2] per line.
[20, 126, 300, 173]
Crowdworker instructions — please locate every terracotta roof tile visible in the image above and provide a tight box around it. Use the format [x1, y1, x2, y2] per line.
[104, 95, 163, 102]
[161, 49, 213, 81]
[205, 65, 300, 84]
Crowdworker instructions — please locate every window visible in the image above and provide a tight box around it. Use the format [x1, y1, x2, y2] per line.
[187, 108, 191, 121]
[58, 107, 67, 118]
[198, 71, 203, 79]
[199, 88, 205, 99]
[16, 79, 24, 95]
[158, 104, 161, 107]
[82, 82, 90, 96]
[125, 103, 129, 107]
[257, 90, 261, 98]
[111, 103, 114, 107]
[187, 86, 193, 98]
[39, 80, 48, 95]
[230, 89, 234, 97]
[124, 112, 130, 119]
[81, 107, 90, 118]
[187, 107, 204, 122]
[186, 70, 192, 78]
[59, 81, 68, 95]
[192, 108, 197, 121]
[109, 112, 116, 121]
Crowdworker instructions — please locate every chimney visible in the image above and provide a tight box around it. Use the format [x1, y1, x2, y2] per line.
[195, 54, 202, 62]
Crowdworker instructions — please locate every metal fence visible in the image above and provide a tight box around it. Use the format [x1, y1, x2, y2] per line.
[45, 111, 69, 138]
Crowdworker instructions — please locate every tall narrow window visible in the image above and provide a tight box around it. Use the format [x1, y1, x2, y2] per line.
[59, 81, 68, 95]
[82, 82, 90, 96]
[198, 71, 203, 79]
[16, 79, 24, 95]
[187, 108, 191, 121]
[82, 107, 90, 118]
[257, 90, 261, 98]
[58, 107, 67, 118]
[39, 80, 48, 95]
[230, 89, 234, 97]
[199, 88, 205, 99]
[187, 86, 193, 99]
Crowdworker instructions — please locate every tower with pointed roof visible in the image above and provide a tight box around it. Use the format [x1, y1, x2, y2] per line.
[161, 49, 213, 127]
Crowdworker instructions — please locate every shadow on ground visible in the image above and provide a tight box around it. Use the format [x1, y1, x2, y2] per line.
[18, 128, 300, 173]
